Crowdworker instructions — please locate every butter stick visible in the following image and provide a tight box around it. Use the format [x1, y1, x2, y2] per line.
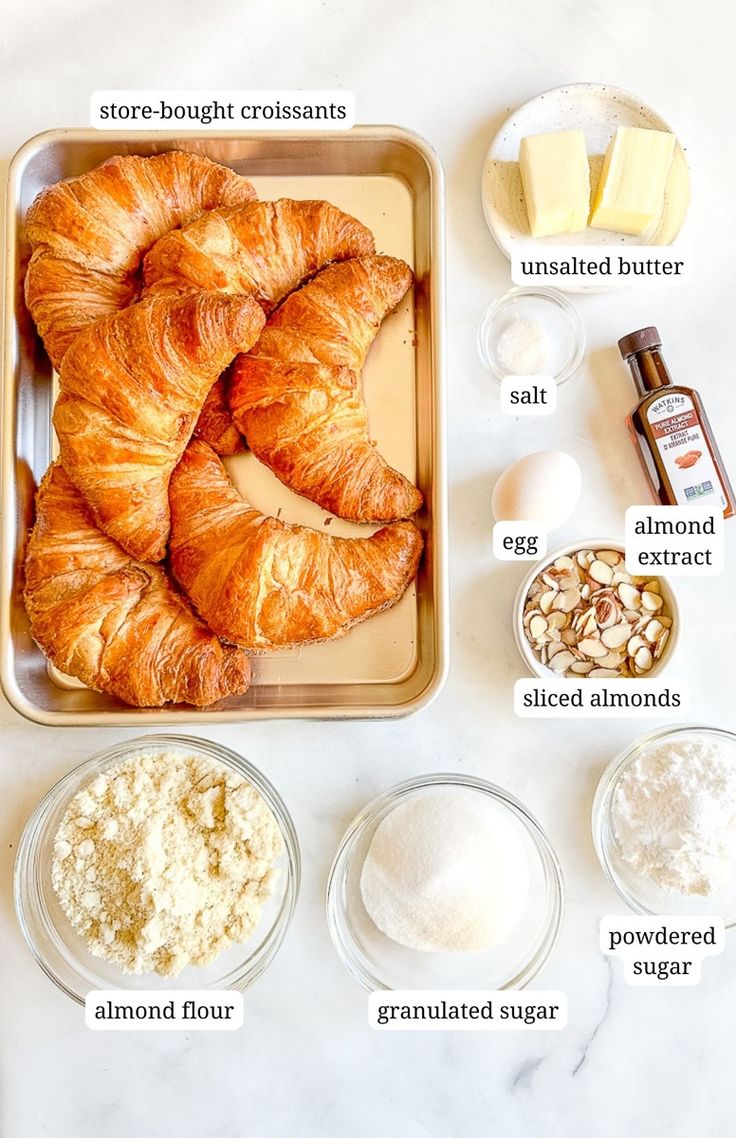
[519, 129, 590, 238]
[590, 126, 676, 236]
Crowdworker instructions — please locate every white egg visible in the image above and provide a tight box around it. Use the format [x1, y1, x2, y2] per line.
[491, 450, 582, 532]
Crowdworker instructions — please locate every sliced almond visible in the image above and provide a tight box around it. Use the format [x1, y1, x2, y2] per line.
[654, 629, 670, 659]
[634, 646, 653, 672]
[589, 667, 622, 678]
[546, 641, 568, 660]
[555, 587, 581, 613]
[589, 559, 615, 586]
[627, 634, 647, 655]
[547, 611, 568, 631]
[595, 596, 619, 629]
[548, 651, 576, 674]
[596, 549, 622, 567]
[597, 651, 625, 670]
[601, 624, 631, 649]
[539, 590, 557, 615]
[612, 570, 632, 585]
[578, 637, 609, 659]
[561, 629, 578, 646]
[554, 556, 576, 572]
[570, 661, 594, 674]
[644, 620, 664, 643]
[618, 583, 641, 609]
[542, 572, 559, 590]
[529, 614, 548, 639]
[641, 591, 663, 612]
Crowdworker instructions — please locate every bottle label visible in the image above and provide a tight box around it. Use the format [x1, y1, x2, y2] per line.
[646, 393, 728, 510]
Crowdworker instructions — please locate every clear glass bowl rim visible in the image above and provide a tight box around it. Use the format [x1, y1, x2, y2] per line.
[591, 724, 736, 920]
[477, 285, 586, 385]
[326, 772, 565, 991]
[14, 733, 301, 1005]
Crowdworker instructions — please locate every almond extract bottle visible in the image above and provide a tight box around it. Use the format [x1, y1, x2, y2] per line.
[619, 326, 735, 519]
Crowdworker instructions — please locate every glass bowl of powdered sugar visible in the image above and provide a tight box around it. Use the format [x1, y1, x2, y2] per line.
[593, 725, 736, 921]
[477, 286, 585, 385]
[14, 735, 300, 1004]
[326, 773, 564, 990]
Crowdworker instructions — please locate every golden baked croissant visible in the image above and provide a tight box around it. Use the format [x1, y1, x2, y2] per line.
[143, 198, 376, 454]
[24, 463, 251, 708]
[229, 255, 423, 523]
[168, 440, 424, 651]
[192, 364, 246, 456]
[25, 151, 257, 371]
[143, 198, 375, 304]
[53, 288, 265, 562]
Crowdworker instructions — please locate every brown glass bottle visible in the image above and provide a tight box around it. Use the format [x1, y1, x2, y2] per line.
[619, 326, 735, 519]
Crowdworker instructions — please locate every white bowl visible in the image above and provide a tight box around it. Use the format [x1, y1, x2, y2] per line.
[513, 538, 680, 679]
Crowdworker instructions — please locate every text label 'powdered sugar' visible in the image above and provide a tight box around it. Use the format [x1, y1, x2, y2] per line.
[625, 506, 725, 576]
[601, 918, 725, 986]
[85, 991, 244, 1030]
[368, 990, 567, 1030]
[514, 678, 689, 718]
[91, 91, 355, 131]
[511, 246, 692, 288]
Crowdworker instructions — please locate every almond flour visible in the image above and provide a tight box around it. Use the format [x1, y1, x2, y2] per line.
[51, 749, 282, 976]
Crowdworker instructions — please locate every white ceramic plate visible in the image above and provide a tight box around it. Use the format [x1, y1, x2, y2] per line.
[481, 83, 690, 271]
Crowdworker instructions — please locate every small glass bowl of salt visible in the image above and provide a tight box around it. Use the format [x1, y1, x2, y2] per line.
[478, 286, 585, 385]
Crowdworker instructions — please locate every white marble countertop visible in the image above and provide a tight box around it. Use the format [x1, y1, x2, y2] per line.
[2, 0, 735, 1134]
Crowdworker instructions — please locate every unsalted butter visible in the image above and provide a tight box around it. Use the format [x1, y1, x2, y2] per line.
[590, 126, 676, 236]
[519, 129, 590, 238]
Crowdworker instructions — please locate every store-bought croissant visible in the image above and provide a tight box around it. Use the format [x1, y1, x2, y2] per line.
[24, 151, 257, 370]
[53, 287, 265, 562]
[168, 440, 424, 651]
[143, 198, 376, 454]
[229, 254, 423, 523]
[24, 463, 251, 708]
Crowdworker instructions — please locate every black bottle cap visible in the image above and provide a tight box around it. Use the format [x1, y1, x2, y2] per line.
[618, 326, 662, 360]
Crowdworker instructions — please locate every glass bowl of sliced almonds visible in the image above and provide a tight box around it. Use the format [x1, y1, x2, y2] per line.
[513, 540, 680, 679]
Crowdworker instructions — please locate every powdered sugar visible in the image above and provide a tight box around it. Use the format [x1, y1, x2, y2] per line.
[611, 735, 736, 896]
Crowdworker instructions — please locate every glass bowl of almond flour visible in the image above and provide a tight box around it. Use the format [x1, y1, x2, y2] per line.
[593, 726, 736, 922]
[14, 735, 300, 1004]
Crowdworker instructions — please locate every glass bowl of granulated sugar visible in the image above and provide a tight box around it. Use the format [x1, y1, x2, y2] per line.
[14, 735, 300, 1005]
[326, 773, 564, 990]
[593, 725, 736, 921]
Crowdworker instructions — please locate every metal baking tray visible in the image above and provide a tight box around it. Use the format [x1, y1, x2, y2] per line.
[1, 127, 447, 724]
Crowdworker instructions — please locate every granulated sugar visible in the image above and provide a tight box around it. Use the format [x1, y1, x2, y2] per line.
[51, 749, 282, 976]
[360, 786, 529, 953]
[611, 734, 736, 896]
